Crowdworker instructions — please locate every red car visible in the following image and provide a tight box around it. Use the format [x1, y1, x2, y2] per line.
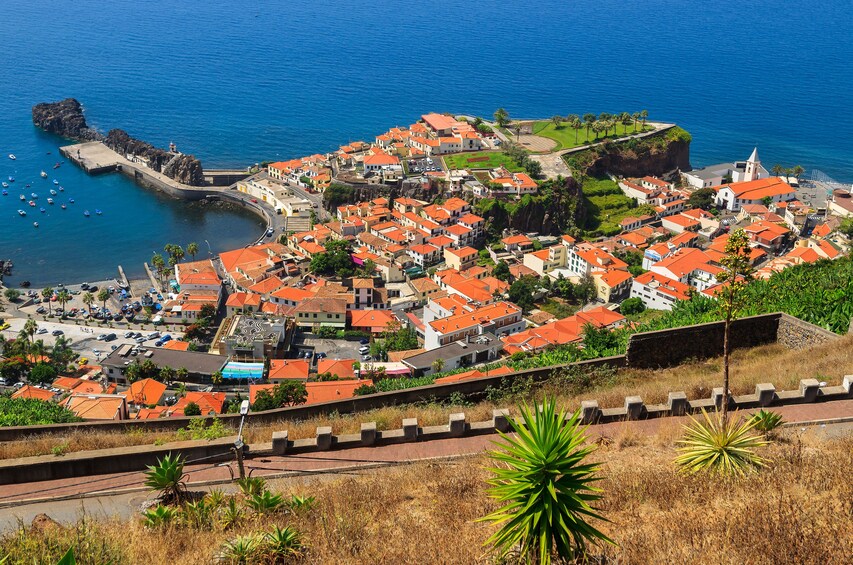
[250, 198, 258, 203]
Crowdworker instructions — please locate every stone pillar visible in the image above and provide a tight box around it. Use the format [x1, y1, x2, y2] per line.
[580, 401, 601, 424]
[492, 409, 511, 432]
[449, 413, 466, 437]
[624, 396, 644, 420]
[755, 383, 776, 407]
[711, 387, 728, 410]
[799, 379, 820, 403]
[667, 392, 688, 416]
[360, 422, 377, 446]
[402, 418, 418, 441]
[843, 375, 853, 394]
[272, 431, 288, 455]
[316, 426, 332, 450]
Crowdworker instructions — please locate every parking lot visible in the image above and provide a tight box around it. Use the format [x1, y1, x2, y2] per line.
[293, 336, 367, 363]
[406, 157, 443, 175]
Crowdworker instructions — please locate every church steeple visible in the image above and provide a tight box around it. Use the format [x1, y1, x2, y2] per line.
[745, 147, 760, 181]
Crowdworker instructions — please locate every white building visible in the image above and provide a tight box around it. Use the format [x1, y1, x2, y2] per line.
[683, 147, 769, 189]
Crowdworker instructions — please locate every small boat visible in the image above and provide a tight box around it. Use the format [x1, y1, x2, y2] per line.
[25, 183, 30, 187]
[83, 210, 90, 217]
[60, 204, 66, 210]
[39, 207, 45, 213]
[95, 209, 102, 215]
[50, 189, 57, 195]
[19, 194, 25, 201]
[69, 198, 75, 203]
[17, 210, 26, 216]
[31, 192, 37, 198]
[1, 182, 7, 188]
[58, 186, 64, 192]
[28, 201, 35, 207]
[8, 176, 14, 183]
[40, 171, 47, 178]
[33, 222, 38, 228]
[1, 189, 7, 196]
[8, 154, 15, 160]
[52, 179, 59, 185]
[47, 198, 54, 204]
[53, 162, 61, 169]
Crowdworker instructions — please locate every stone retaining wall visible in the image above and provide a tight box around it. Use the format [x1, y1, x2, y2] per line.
[776, 313, 840, 349]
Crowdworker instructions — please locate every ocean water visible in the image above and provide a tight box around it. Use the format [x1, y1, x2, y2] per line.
[2, 0, 852, 284]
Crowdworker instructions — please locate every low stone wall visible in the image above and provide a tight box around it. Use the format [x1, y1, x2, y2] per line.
[776, 313, 840, 349]
[625, 313, 781, 369]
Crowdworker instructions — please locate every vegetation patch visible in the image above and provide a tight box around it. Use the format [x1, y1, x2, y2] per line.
[0, 397, 82, 427]
[443, 151, 524, 172]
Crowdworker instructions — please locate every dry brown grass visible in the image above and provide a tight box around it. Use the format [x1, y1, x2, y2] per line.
[3, 335, 851, 461]
[3, 428, 851, 563]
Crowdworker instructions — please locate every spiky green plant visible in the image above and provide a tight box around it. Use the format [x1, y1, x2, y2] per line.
[479, 397, 613, 564]
[287, 494, 316, 512]
[142, 505, 179, 529]
[143, 453, 187, 504]
[247, 490, 284, 514]
[218, 535, 261, 564]
[749, 409, 785, 436]
[220, 497, 244, 530]
[181, 499, 214, 530]
[264, 525, 306, 561]
[675, 410, 768, 475]
[236, 476, 266, 497]
[204, 488, 227, 510]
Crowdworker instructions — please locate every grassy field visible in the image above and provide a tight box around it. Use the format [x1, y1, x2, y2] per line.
[532, 120, 652, 151]
[581, 176, 654, 237]
[537, 298, 580, 319]
[2, 335, 851, 461]
[3, 424, 850, 563]
[443, 151, 524, 172]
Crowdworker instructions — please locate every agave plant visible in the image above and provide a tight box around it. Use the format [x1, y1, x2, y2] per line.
[236, 476, 267, 497]
[247, 490, 285, 514]
[748, 409, 784, 437]
[204, 488, 227, 510]
[182, 499, 214, 530]
[144, 453, 188, 504]
[287, 494, 316, 512]
[142, 504, 179, 529]
[219, 535, 261, 564]
[675, 410, 768, 475]
[264, 525, 306, 560]
[220, 497, 244, 530]
[479, 397, 613, 564]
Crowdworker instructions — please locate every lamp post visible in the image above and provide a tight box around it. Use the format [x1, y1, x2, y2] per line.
[232, 400, 250, 480]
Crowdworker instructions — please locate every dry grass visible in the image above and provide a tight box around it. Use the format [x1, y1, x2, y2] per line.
[2, 335, 851, 461]
[3, 428, 851, 563]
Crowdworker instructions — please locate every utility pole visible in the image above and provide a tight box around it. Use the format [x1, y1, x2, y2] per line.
[233, 400, 250, 480]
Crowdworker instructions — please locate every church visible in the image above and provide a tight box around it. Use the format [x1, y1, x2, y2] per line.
[682, 148, 769, 189]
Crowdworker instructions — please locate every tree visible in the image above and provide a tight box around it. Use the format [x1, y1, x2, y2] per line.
[508, 276, 538, 313]
[23, 318, 37, 349]
[322, 183, 355, 211]
[41, 286, 54, 315]
[688, 187, 716, 210]
[791, 165, 805, 183]
[29, 362, 57, 385]
[479, 398, 613, 563]
[176, 367, 189, 383]
[715, 229, 754, 425]
[187, 242, 199, 261]
[50, 335, 75, 370]
[771, 164, 784, 177]
[839, 218, 853, 238]
[571, 117, 582, 144]
[640, 109, 648, 129]
[551, 115, 562, 128]
[82, 292, 95, 313]
[632, 112, 640, 132]
[97, 288, 110, 311]
[183, 402, 201, 416]
[310, 239, 355, 277]
[761, 196, 773, 208]
[575, 273, 596, 305]
[211, 370, 223, 385]
[4, 288, 20, 302]
[494, 108, 509, 128]
[492, 260, 511, 282]
[199, 303, 217, 322]
[159, 366, 176, 383]
[620, 297, 646, 316]
[524, 159, 543, 178]
[251, 381, 308, 411]
[582, 113, 595, 140]
[431, 358, 445, 374]
[56, 290, 70, 318]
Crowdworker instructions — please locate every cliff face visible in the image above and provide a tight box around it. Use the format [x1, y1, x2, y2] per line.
[31, 98, 103, 142]
[105, 129, 205, 186]
[567, 127, 692, 179]
[477, 176, 585, 238]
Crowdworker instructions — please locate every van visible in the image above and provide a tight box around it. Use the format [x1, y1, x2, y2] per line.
[359, 345, 370, 354]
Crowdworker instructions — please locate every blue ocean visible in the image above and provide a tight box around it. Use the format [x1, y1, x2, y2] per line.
[1, 0, 851, 285]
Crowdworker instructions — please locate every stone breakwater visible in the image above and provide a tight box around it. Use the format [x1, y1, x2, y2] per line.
[32, 98, 205, 186]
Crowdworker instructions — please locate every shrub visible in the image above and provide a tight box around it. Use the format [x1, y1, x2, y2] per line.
[748, 409, 785, 436]
[182, 402, 201, 416]
[246, 490, 284, 514]
[236, 477, 267, 497]
[620, 297, 646, 316]
[176, 417, 229, 441]
[674, 410, 768, 475]
[264, 525, 307, 560]
[143, 453, 187, 504]
[479, 397, 613, 563]
[0, 397, 81, 427]
[219, 534, 262, 564]
[142, 505, 179, 529]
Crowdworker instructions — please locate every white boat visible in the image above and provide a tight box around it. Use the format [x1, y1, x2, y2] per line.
[8, 154, 15, 160]
[40, 171, 47, 178]
[58, 186, 64, 192]
[47, 198, 54, 204]
[60, 204, 66, 210]
[33, 222, 38, 228]
[17, 210, 26, 216]
[19, 194, 25, 200]
[50, 189, 57, 195]
[1, 182, 7, 188]
[52, 180, 59, 185]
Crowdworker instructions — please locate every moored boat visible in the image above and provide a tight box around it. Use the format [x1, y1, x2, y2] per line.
[33, 222, 38, 228]
[95, 209, 102, 215]
[58, 186, 64, 191]
[1, 182, 7, 188]
[53, 179, 59, 185]
[40, 171, 47, 178]
[61, 204, 66, 209]
[17, 209, 26, 216]
[83, 210, 90, 217]
[8, 154, 16, 160]
[19, 194, 25, 200]
[28, 201, 35, 207]
[8, 176, 14, 183]
[31, 193, 37, 198]
[47, 198, 54, 204]
[39, 207, 45, 213]
[69, 198, 75, 203]
[1, 189, 6, 196]
[50, 189, 57, 195]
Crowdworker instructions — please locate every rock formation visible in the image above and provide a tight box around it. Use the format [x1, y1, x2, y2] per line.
[31, 98, 103, 142]
[566, 127, 692, 179]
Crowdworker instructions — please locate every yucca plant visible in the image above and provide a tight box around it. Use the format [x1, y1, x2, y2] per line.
[218, 534, 261, 564]
[220, 497, 244, 530]
[142, 504, 179, 529]
[264, 525, 306, 561]
[247, 490, 285, 514]
[205, 488, 227, 510]
[675, 410, 768, 475]
[144, 453, 188, 504]
[479, 397, 613, 564]
[749, 409, 784, 437]
[287, 494, 316, 512]
[236, 476, 267, 497]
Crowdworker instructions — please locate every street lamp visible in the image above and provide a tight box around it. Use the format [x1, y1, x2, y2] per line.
[232, 400, 250, 480]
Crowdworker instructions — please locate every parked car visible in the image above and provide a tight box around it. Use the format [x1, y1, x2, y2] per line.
[37, 328, 48, 335]
[361, 354, 372, 361]
[51, 329, 63, 336]
[124, 331, 134, 338]
[147, 331, 161, 340]
[35, 306, 46, 314]
[135, 336, 146, 343]
[103, 333, 117, 342]
[359, 338, 369, 345]
[160, 334, 172, 342]
[96, 334, 107, 341]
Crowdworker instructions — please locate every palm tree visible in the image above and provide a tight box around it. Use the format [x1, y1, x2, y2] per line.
[551, 115, 562, 128]
[187, 242, 199, 261]
[598, 113, 610, 136]
[176, 366, 189, 384]
[494, 108, 509, 128]
[640, 109, 649, 129]
[620, 112, 633, 133]
[431, 358, 445, 373]
[592, 121, 604, 140]
[571, 118, 582, 144]
[159, 365, 175, 383]
[211, 370, 223, 385]
[771, 164, 784, 177]
[41, 286, 54, 316]
[56, 290, 70, 318]
[791, 165, 805, 183]
[23, 318, 38, 352]
[82, 291, 95, 314]
[632, 112, 640, 132]
[173, 246, 185, 263]
[97, 288, 110, 312]
[582, 113, 595, 140]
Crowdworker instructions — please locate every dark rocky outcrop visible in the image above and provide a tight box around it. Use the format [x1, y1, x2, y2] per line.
[31, 98, 103, 142]
[566, 127, 692, 179]
[477, 176, 585, 238]
[104, 129, 205, 186]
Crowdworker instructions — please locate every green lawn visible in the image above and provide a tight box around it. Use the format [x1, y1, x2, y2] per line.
[531, 121, 652, 151]
[581, 176, 656, 237]
[538, 298, 580, 320]
[443, 151, 524, 172]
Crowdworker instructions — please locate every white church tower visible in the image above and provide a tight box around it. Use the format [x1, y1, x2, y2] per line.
[744, 147, 760, 181]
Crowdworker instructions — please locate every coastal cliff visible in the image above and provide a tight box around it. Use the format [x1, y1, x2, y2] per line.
[31, 98, 103, 142]
[32, 98, 206, 187]
[565, 126, 692, 178]
[104, 129, 205, 186]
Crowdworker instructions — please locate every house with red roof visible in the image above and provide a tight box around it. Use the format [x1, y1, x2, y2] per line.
[268, 359, 310, 382]
[348, 309, 397, 335]
[630, 271, 692, 310]
[317, 359, 358, 380]
[501, 307, 626, 355]
[715, 177, 797, 212]
[12, 385, 55, 401]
